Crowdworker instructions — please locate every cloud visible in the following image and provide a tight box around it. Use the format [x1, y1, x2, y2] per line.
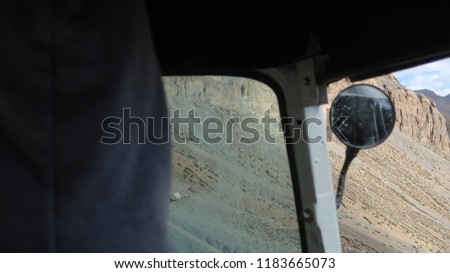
[393, 57, 450, 97]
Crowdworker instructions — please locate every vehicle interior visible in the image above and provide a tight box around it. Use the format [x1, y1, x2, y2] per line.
[147, 1, 450, 253]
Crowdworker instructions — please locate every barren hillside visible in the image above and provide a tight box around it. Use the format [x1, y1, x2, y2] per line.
[163, 75, 450, 252]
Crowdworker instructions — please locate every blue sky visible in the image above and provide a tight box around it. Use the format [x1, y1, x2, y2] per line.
[393, 57, 450, 97]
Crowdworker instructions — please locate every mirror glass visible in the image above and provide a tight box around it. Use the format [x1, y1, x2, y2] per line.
[330, 84, 395, 149]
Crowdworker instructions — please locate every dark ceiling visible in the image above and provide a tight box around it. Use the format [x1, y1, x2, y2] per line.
[148, 1, 450, 84]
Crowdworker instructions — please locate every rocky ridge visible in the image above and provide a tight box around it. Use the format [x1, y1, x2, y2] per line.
[416, 89, 450, 137]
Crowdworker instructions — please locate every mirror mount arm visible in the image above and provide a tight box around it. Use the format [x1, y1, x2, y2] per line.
[335, 147, 360, 209]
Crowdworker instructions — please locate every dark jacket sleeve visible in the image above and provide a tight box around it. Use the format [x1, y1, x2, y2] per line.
[0, 0, 173, 252]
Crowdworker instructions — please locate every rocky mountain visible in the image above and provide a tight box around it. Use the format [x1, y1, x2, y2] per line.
[163, 74, 450, 253]
[416, 89, 450, 137]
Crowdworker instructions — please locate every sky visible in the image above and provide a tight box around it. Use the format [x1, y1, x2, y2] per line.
[393, 57, 450, 97]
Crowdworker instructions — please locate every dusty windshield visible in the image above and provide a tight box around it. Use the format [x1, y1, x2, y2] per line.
[163, 76, 301, 252]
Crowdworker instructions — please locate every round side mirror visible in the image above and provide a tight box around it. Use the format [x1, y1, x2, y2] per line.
[330, 84, 395, 149]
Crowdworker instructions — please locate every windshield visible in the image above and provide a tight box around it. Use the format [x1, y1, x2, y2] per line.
[164, 76, 301, 252]
[163, 70, 450, 253]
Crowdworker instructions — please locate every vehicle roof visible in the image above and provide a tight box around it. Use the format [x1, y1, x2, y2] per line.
[148, 1, 450, 83]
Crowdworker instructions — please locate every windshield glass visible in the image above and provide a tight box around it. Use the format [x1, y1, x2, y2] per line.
[164, 76, 301, 252]
[163, 67, 450, 253]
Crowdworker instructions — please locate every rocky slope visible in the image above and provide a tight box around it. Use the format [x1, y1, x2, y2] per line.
[162, 75, 450, 253]
[416, 89, 450, 137]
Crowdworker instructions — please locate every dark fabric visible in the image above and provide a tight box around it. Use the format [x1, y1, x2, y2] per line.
[0, 0, 173, 252]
